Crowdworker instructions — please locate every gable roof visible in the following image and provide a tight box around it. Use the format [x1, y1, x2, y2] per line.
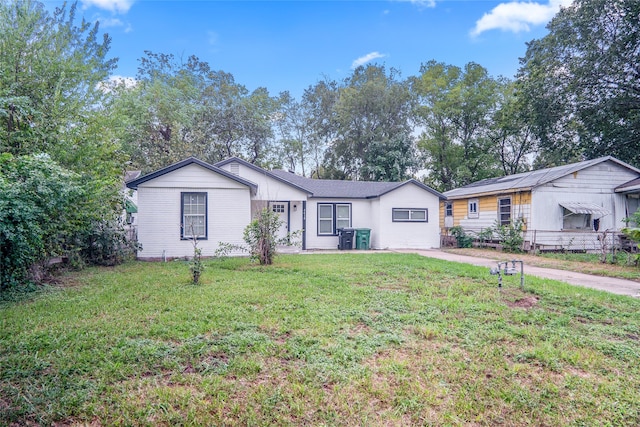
[269, 169, 446, 200]
[214, 157, 311, 194]
[125, 157, 258, 191]
[445, 156, 640, 199]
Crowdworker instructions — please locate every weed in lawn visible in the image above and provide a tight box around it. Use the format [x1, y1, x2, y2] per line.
[1, 253, 639, 426]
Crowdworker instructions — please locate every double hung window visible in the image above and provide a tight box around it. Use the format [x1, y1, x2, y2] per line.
[318, 203, 351, 235]
[182, 192, 207, 239]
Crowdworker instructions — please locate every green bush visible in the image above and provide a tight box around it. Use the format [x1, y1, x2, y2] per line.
[450, 226, 473, 248]
[494, 218, 525, 253]
[0, 154, 132, 290]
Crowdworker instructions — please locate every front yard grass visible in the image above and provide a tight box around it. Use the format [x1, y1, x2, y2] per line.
[1, 253, 639, 426]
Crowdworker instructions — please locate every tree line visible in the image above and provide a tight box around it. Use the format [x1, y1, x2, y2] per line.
[1, 0, 638, 289]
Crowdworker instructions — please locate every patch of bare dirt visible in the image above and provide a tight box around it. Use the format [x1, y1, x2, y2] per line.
[506, 296, 539, 309]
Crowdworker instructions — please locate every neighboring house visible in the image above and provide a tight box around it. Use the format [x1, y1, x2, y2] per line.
[441, 156, 640, 251]
[126, 157, 445, 260]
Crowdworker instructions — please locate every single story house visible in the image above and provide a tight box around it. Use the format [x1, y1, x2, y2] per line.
[126, 157, 445, 260]
[440, 156, 640, 251]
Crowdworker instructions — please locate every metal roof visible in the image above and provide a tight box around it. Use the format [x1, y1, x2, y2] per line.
[560, 202, 610, 217]
[615, 177, 640, 193]
[445, 156, 640, 199]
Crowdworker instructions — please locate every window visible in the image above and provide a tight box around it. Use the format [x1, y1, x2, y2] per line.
[318, 203, 351, 235]
[498, 197, 511, 226]
[468, 199, 479, 218]
[445, 202, 453, 217]
[392, 208, 428, 222]
[272, 203, 285, 213]
[181, 192, 207, 239]
[562, 209, 591, 230]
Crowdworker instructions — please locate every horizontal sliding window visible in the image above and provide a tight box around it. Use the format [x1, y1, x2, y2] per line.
[392, 208, 428, 222]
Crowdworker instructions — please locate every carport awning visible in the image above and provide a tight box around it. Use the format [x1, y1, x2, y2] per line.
[560, 202, 610, 217]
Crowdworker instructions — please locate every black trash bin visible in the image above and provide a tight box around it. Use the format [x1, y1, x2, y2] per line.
[337, 228, 355, 250]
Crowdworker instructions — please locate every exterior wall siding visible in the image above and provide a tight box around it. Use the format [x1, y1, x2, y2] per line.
[445, 191, 532, 235]
[137, 186, 251, 259]
[305, 199, 373, 250]
[377, 184, 441, 249]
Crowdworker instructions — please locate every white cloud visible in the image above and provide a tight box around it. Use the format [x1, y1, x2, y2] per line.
[99, 17, 123, 28]
[396, 0, 437, 8]
[470, 0, 573, 37]
[351, 52, 387, 69]
[82, 0, 135, 14]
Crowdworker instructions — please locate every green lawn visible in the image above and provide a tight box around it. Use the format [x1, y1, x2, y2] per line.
[1, 253, 639, 426]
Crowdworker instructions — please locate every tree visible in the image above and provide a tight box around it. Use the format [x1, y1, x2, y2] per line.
[274, 91, 314, 175]
[489, 79, 537, 175]
[322, 64, 416, 181]
[114, 52, 280, 172]
[518, 0, 640, 166]
[414, 61, 501, 191]
[300, 79, 339, 177]
[0, 0, 117, 166]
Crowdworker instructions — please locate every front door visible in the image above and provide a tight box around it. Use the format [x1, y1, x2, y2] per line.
[269, 201, 289, 241]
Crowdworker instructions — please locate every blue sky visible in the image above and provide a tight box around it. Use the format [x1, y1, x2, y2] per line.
[45, 0, 572, 97]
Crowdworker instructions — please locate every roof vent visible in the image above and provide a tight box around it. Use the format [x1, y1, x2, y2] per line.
[230, 163, 240, 176]
[288, 169, 295, 174]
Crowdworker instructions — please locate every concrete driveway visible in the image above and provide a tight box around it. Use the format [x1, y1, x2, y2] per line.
[398, 249, 640, 298]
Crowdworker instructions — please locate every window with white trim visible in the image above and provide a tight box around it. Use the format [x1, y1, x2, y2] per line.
[445, 202, 453, 217]
[468, 199, 479, 219]
[392, 208, 428, 222]
[498, 197, 511, 226]
[182, 192, 207, 239]
[318, 203, 351, 235]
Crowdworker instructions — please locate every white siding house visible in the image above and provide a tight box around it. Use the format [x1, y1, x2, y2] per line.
[127, 157, 445, 259]
[127, 158, 256, 260]
[443, 156, 640, 252]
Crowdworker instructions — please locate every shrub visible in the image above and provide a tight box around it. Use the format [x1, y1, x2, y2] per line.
[0, 154, 132, 290]
[216, 207, 301, 265]
[450, 226, 473, 248]
[494, 218, 525, 253]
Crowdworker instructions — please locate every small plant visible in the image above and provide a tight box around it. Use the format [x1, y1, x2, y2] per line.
[215, 207, 301, 265]
[621, 209, 640, 265]
[494, 218, 525, 253]
[450, 226, 473, 248]
[477, 227, 494, 248]
[187, 226, 204, 284]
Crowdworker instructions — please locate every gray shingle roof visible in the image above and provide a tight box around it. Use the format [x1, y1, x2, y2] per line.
[269, 170, 445, 199]
[445, 156, 640, 199]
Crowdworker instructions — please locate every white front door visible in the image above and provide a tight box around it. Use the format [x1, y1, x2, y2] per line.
[269, 201, 289, 241]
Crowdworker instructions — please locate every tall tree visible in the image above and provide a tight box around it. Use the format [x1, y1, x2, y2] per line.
[322, 64, 416, 181]
[489, 79, 537, 175]
[518, 0, 640, 166]
[114, 52, 279, 172]
[0, 0, 117, 167]
[414, 61, 500, 191]
[300, 79, 339, 177]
